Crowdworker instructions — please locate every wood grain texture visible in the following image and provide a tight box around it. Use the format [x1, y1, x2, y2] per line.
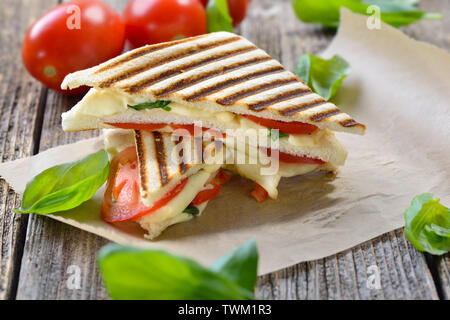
[0, 0, 59, 300]
[0, 0, 447, 300]
[256, 230, 438, 299]
[15, 0, 126, 300]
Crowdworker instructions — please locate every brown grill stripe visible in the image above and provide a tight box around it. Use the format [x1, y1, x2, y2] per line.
[248, 88, 312, 111]
[183, 65, 284, 102]
[280, 99, 327, 116]
[126, 46, 257, 93]
[195, 137, 204, 164]
[216, 78, 298, 106]
[310, 109, 341, 122]
[154, 56, 273, 97]
[175, 136, 187, 174]
[340, 119, 358, 127]
[99, 36, 242, 88]
[134, 130, 147, 192]
[153, 132, 169, 186]
[95, 34, 212, 74]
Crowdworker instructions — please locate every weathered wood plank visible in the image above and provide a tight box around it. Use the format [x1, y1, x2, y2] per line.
[9, 0, 449, 300]
[0, 0, 59, 300]
[15, 0, 127, 300]
[437, 255, 450, 299]
[256, 230, 439, 299]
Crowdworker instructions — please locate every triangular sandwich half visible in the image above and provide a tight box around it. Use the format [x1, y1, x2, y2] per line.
[103, 129, 229, 239]
[62, 32, 365, 201]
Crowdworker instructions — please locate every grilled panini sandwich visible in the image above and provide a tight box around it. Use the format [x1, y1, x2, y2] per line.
[62, 32, 365, 200]
[102, 129, 228, 239]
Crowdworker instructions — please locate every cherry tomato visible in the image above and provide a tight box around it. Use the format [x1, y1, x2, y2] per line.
[227, 0, 250, 26]
[262, 148, 326, 164]
[22, 0, 125, 95]
[243, 114, 318, 135]
[123, 0, 207, 48]
[200, 0, 250, 26]
[101, 146, 188, 223]
[250, 183, 268, 203]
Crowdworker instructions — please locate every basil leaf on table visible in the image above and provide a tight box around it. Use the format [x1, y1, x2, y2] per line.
[128, 100, 171, 111]
[14, 149, 110, 215]
[404, 193, 450, 255]
[210, 239, 258, 293]
[292, 0, 442, 28]
[98, 239, 258, 300]
[296, 54, 351, 100]
[206, 0, 234, 33]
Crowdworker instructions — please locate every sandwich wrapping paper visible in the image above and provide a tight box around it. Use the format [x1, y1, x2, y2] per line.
[1, 9, 449, 275]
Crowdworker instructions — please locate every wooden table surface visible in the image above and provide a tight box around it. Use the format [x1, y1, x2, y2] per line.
[0, 0, 449, 300]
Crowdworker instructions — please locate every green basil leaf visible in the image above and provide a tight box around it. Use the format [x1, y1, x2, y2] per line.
[98, 241, 256, 300]
[268, 129, 289, 141]
[210, 239, 258, 293]
[128, 100, 171, 111]
[404, 193, 450, 255]
[14, 149, 110, 215]
[183, 205, 200, 216]
[206, 0, 234, 33]
[295, 54, 351, 100]
[292, 0, 442, 28]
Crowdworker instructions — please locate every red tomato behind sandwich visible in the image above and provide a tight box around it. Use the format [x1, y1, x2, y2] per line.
[22, 0, 125, 95]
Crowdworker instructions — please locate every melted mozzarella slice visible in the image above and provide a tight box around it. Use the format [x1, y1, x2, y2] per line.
[138, 169, 215, 240]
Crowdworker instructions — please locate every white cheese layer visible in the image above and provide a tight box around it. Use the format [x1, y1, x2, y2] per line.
[138, 169, 214, 240]
[63, 88, 346, 165]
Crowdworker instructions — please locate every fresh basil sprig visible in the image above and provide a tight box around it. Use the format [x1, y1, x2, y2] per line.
[292, 0, 442, 28]
[98, 239, 258, 300]
[183, 205, 200, 216]
[268, 130, 289, 141]
[206, 0, 234, 33]
[296, 54, 351, 101]
[404, 193, 450, 255]
[14, 150, 110, 215]
[128, 100, 171, 111]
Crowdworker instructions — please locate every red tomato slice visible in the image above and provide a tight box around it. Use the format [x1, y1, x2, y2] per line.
[191, 170, 231, 206]
[170, 124, 225, 138]
[243, 114, 318, 135]
[101, 147, 188, 223]
[251, 183, 268, 203]
[262, 148, 326, 164]
[191, 184, 222, 206]
[105, 122, 167, 130]
[211, 170, 231, 185]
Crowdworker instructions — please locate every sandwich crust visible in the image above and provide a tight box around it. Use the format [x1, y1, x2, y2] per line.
[62, 32, 365, 135]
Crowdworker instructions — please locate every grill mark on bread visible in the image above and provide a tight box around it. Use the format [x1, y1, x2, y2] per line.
[134, 130, 147, 192]
[126, 46, 257, 93]
[153, 132, 169, 186]
[216, 78, 298, 106]
[340, 119, 358, 127]
[247, 88, 312, 111]
[310, 109, 341, 122]
[99, 36, 242, 88]
[174, 135, 187, 174]
[280, 99, 327, 116]
[154, 56, 273, 97]
[183, 65, 284, 102]
[95, 35, 211, 73]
